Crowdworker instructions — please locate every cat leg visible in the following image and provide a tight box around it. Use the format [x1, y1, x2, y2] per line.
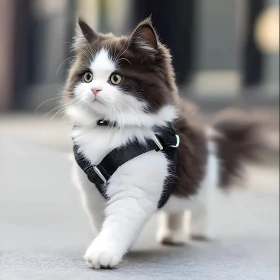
[84, 184, 158, 269]
[156, 211, 191, 245]
[73, 164, 105, 233]
[190, 206, 214, 241]
[190, 191, 226, 241]
[190, 140, 222, 240]
[190, 188, 226, 241]
[84, 151, 168, 269]
[79, 187, 105, 233]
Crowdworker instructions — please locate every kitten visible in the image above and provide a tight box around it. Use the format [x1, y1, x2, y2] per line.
[64, 18, 266, 269]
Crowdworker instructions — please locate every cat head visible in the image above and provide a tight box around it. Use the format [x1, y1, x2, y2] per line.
[65, 17, 178, 127]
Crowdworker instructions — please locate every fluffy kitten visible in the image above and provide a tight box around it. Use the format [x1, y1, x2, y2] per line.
[64, 18, 265, 269]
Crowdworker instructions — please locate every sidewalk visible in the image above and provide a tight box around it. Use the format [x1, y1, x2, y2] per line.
[0, 115, 279, 280]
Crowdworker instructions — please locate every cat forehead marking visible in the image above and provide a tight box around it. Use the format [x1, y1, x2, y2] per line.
[90, 49, 116, 77]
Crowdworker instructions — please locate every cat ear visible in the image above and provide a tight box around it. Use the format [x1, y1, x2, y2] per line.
[73, 18, 99, 49]
[130, 17, 158, 55]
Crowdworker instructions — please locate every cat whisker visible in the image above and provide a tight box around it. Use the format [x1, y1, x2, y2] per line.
[43, 103, 67, 119]
[59, 98, 86, 123]
[56, 56, 77, 75]
[79, 48, 93, 65]
[35, 96, 64, 113]
[114, 39, 131, 62]
[45, 97, 78, 120]
[118, 57, 132, 66]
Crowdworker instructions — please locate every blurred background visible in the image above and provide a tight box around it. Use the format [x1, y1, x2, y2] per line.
[0, 1, 279, 279]
[0, 0, 279, 111]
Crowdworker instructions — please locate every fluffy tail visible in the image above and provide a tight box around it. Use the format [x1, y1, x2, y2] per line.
[211, 109, 278, 188]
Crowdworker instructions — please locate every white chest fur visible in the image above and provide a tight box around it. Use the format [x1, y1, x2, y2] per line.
[72, 126, 156, 165]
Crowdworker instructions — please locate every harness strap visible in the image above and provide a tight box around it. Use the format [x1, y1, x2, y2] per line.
[73, 123, 179, 208]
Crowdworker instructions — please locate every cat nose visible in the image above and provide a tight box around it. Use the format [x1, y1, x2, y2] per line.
[91, 88, 102, 95]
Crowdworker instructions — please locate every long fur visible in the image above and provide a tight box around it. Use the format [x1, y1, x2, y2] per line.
[212, 109, 273, 187]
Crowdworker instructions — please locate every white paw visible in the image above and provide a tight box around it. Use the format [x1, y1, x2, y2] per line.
[84, 238, 123, 269]
[156, 228, 189, 246]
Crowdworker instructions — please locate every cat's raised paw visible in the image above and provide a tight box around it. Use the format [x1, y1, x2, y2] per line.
[84, 239, 122, 269]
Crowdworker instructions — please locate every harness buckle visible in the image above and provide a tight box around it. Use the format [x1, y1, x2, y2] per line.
[154, 134, 180, 151]
[170, 134, 180, 148]
[93, 166, 107, 184]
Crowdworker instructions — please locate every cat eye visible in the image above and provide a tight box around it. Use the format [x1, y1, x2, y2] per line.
[83, 72, 93, 83]
[110, 74, 122, 85]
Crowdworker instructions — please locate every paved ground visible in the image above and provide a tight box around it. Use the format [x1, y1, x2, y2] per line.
[0, 115, 279, 280]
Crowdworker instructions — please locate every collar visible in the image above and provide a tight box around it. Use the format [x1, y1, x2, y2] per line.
[96, 119, 116, 127]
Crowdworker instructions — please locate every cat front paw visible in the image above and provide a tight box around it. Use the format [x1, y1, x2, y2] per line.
[84, 238, 123, 269]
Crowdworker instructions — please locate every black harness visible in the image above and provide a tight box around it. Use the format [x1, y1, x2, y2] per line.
[73, 121, 180, 208]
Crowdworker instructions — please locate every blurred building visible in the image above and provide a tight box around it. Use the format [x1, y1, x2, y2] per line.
[0, 0, 279, 112]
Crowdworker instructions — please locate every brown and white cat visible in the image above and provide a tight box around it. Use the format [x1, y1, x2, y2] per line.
[64, 18, 265, 269]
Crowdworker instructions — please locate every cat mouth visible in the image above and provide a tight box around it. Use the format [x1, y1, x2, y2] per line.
[92, 97, 106, 106]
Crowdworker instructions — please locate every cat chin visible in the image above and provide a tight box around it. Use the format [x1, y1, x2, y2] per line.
[67, 104, 177, 129]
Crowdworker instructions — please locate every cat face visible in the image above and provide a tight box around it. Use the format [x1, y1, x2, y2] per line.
[65, 18, 178, 127]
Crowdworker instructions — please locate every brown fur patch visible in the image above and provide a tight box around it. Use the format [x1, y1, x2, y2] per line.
[211, 109, 268, 188]
[172, 101, 208, 197]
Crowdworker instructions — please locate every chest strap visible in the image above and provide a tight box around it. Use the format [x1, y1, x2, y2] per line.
[73, 124, 179, 208]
